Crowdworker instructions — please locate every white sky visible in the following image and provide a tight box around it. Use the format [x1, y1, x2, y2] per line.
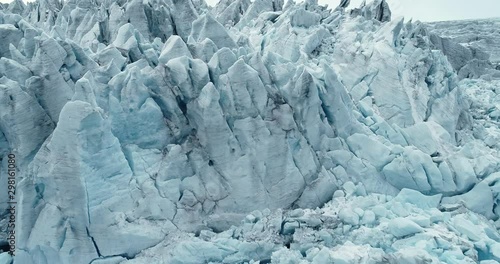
[210, 0, 500, 22]
[0, 0, 498, 22]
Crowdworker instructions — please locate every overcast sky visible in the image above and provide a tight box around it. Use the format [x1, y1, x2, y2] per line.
[207, 0, 500, 22]
[1, 0, 498, 22]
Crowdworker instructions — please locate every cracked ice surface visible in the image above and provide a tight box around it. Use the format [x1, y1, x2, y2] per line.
[0, 0, 499, 263]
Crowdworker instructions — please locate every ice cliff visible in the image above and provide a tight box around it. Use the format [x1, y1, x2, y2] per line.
[0, 0, 499, 263]
[427, 18, 500, 80]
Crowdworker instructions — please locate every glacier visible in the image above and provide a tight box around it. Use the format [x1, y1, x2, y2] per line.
[427, 18, 500, 79]
[0, 0, 499, 263]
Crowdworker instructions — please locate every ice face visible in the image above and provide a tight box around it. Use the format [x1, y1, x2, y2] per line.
[427, 18, 500, 80]
[0, 0, 500, 263]
[427, 18, 500, 66]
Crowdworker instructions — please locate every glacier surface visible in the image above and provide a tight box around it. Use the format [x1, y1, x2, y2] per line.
[0, 0, 499, 263]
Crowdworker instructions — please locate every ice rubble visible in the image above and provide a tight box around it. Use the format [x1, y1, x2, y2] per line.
[0, 0, 499, 263]
[124, 185, 500, 264]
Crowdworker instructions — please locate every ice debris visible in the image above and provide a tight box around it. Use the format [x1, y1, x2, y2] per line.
[125, 185, 500, 264]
